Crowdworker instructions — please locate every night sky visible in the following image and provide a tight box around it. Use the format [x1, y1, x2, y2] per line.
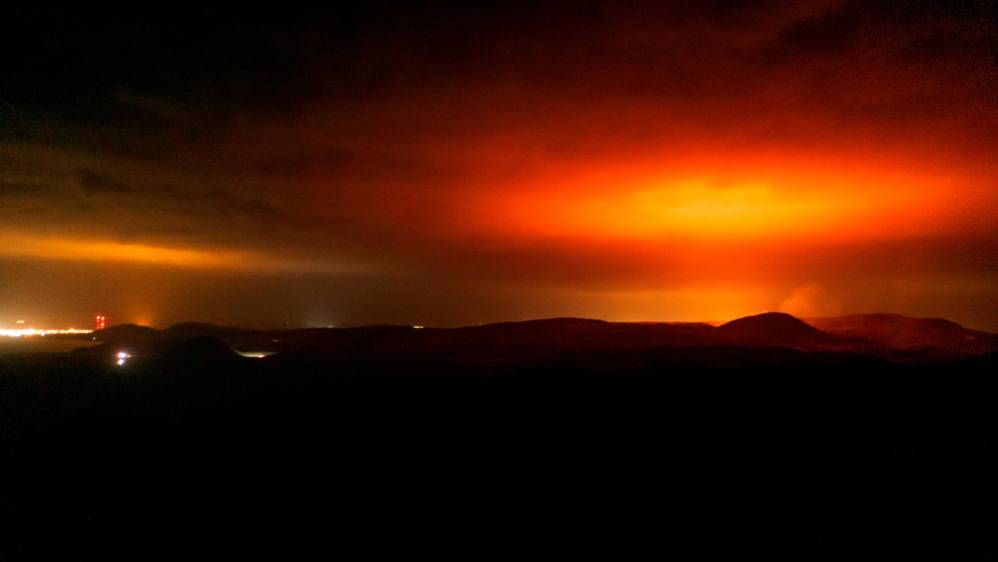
[2, 2, 997, 329]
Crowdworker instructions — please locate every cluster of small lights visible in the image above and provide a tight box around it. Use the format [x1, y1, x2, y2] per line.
[0, 328, 93, 338]
[116, 351, 131, 366]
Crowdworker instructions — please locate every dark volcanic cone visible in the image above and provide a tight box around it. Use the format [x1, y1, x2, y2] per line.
[717, 312, 848, 350]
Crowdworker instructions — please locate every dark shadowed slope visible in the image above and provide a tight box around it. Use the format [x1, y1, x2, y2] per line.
[806, 314, 998, 356]
[164, 322, 253, 341]
[450, 318, 718, 354]
[251, 318, 723, 362]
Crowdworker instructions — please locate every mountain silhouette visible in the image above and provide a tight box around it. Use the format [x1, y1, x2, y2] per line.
[94, 323, 159, 342]
[806, 313, 998, 355]
[86, 312, 996, 364]
[717, 312, 847, 349]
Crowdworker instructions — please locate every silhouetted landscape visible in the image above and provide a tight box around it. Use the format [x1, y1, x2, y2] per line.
[1, 312, 995, 558]
[5, 2, 998, 558]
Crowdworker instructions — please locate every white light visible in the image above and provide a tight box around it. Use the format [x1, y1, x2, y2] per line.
[412, 325, 425, 330]
[115, 351, 131, 367]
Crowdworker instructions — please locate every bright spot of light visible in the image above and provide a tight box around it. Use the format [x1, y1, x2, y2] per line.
[233, 350, 277, 359]
[116, 351, 131, 366]
[412, 325, 425, 330]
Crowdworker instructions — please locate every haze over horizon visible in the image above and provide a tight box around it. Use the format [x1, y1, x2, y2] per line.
[3, 2, 997, 330]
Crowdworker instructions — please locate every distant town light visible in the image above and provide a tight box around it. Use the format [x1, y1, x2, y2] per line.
[412, 325, 425, 329]
[234, 349, 277, 359]
[0, 328, 93, 338]
[116, 351, 131, 366]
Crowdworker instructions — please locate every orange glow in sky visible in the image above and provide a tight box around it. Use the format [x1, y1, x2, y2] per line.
[2, 2, 996, 329]
[0, 232, 361, 274]
[470, 154, 981, 243]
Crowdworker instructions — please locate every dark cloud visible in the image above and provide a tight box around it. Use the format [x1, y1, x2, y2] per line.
[77, 169, 133, 195]
[774, 5, 858, 54]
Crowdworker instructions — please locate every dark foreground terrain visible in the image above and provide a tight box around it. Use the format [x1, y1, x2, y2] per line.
[1, 316, 995, 559]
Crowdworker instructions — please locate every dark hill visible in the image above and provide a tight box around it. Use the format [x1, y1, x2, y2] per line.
[807, 313, 998, 356]
[469, 317, 610, 330]
[718, 312, 846, 349]
[94, 323, 159, 342]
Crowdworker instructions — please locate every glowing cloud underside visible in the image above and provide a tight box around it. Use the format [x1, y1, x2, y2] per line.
[493, 165, 976, 242]
[0, 232, 360, 274]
